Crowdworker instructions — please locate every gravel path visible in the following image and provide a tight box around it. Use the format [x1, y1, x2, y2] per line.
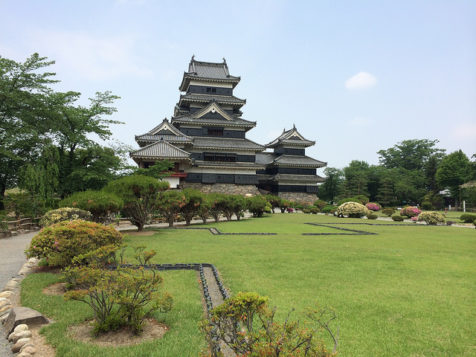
[0, 231, 36, 357]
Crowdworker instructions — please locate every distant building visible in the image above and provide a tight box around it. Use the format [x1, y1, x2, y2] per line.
[131, 57, 326, 203]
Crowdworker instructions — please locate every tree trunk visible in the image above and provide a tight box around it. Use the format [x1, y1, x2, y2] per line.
[0, 179, 6, 211]
[168, 216, 174, 227]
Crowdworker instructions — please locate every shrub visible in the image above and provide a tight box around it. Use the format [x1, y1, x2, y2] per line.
[367, 213, 378, 220]
[391, 215, 404, 222]
[26, 220, 123, 267]
[365, 202, 381, 211]
[336, 202, 370, 218]
[200, 292, 337, 357]
[353, 195, 370, 205]
[246, 196, 269, 218]
[460, 213, 476, 223]
[208, 193, 223, 222]
[310, 206, 320, 214]
[336, 197, 357, 206]
[382, 207, 395, 217]
[313, 199, 327, 209]
[65, 265, 172, 335]
[105, 175, 169, 231]
[230, 195, 247, 220]
[400, 206, 421, 218]
[422, 192, 444, 210]
[279, 199, 291, 213]
[418, 211, 446, 225]
[321, 205, 336, 214]
[4, 192, 48, 219]
[39, 207, 92, 227]
[181, 189, 203, 225]
[474, 219, 476, 227]
[59, 190, 123, 223]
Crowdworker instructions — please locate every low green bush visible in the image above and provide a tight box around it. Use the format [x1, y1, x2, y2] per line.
[200, 292, 337, 357]
[382, 207, 395, 217]
[367, 213, 378, 220]
[460, 213, 476, 223]
[310, 206, 319, 214]
[26, 220, 123, 267]
[40, 207, 92, 227]
[336, 202, 370, 218]
[59, 190, 123, 223]
[321, 205, 336, 214]
[420, 201, 433, 210]
[418, 211, 446, 225]
[391, 215, 404, 222]
[313, 199, 327, 209]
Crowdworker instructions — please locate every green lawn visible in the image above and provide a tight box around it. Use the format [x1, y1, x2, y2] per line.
[21, 214, 475, 356]
[126, 214, 475, 356]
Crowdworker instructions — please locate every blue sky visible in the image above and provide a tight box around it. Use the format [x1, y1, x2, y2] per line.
[1, 0, 475, 170]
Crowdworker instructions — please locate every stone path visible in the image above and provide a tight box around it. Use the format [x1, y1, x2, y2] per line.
[0, 232, 36, 357]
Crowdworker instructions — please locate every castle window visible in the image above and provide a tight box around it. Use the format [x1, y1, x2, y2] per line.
[206, 87, 217, 93]
[207, 128, 223, 137]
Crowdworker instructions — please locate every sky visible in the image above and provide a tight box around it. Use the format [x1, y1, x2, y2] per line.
[1, 0, 475, 172]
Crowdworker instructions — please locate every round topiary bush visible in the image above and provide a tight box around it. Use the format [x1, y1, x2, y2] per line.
[27, 220, 123, 267]
[367, 213, 378, 220]
[400, 206, 421, 218]
[321, 205, 336, 214]
[59, 190, 123, 223]
[418, 211, 446, 225]
[40, 207, 92, 227]
[391, 215, 404, 222]
[365, 202, 381, 211]
[382, 207, 395, 217]
[336, 202, 370, 218]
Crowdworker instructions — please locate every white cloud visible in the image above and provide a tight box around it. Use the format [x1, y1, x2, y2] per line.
[30, 30, 152, 80]
[451, 122, 476, 140]
[345, 71, 377, 90]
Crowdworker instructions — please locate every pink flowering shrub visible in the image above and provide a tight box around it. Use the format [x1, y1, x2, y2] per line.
[365, 202, 381, 211]
[400, 206, 421, 218]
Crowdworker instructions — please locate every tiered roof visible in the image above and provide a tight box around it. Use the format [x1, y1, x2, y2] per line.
[130, 141, 190, 163]
[266, 125, 315, 148]
[179, 57, 240, 91]
[135, 118, 192, 146]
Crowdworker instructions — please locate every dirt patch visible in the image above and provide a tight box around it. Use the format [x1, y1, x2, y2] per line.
[68, 318, 168, 346]
[33, 266, 62, 274]
[123, 230, 156, 236]
[30, 324, 56, 357]
[42, 282, 67, 296]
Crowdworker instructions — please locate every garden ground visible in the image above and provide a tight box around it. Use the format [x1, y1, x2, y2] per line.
[21, 214, 475, 356]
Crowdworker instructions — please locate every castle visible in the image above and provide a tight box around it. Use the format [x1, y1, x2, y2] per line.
[131, 57, 326, 203]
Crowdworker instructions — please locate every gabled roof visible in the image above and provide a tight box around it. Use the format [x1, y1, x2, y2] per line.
[266, 125, 315, 148]
[192, 101, 235, 121]
[130, 141, 191, 162]
[135, 118, 192, 145]
[273, 155, 326, 168]
[179, 93, 246, 107]
[179, 57, 240, 91]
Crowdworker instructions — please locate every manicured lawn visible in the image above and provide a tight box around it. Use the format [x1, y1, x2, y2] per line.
[21, 214, 475, 356]
[21, 270, 205, 357]
[124, 214, 475, 356]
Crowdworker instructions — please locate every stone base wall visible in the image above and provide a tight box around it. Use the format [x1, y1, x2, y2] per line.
[278, 192, 317, 205]
[182, 183, 261, 196]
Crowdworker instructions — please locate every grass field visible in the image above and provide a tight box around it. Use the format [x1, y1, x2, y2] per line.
[21, 214, 475, 356]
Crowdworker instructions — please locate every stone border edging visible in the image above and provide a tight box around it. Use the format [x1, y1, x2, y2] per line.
[303, 223, 377, 236]
[1, 258, 41, 357]
[171, 227, 277, 236]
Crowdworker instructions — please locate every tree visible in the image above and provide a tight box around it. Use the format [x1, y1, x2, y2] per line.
[181, 189, 203, 225]
[318, 167, 343, 203]
[105, 175, 169, 231]
[343, 161, 370, 197]
[436, 150, 472, 206]
[246, 196, 269, 217]
[377, 139, 445, 171]
[0, 53, 57, 209]
[134, 160, 173, 179]
[51, 91, 121, 196]
[157, 190, 186, 227]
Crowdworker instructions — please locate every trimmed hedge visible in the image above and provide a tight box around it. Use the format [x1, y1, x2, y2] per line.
[391, 215, 404, 222]
[460, 213, 476, 223]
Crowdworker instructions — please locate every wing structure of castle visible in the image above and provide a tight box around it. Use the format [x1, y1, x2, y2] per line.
[131, 57, 326, 203]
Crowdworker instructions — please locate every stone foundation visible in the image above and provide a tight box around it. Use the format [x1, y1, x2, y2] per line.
[182, 183, 261, 196]
[278, 192, 318, 205]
